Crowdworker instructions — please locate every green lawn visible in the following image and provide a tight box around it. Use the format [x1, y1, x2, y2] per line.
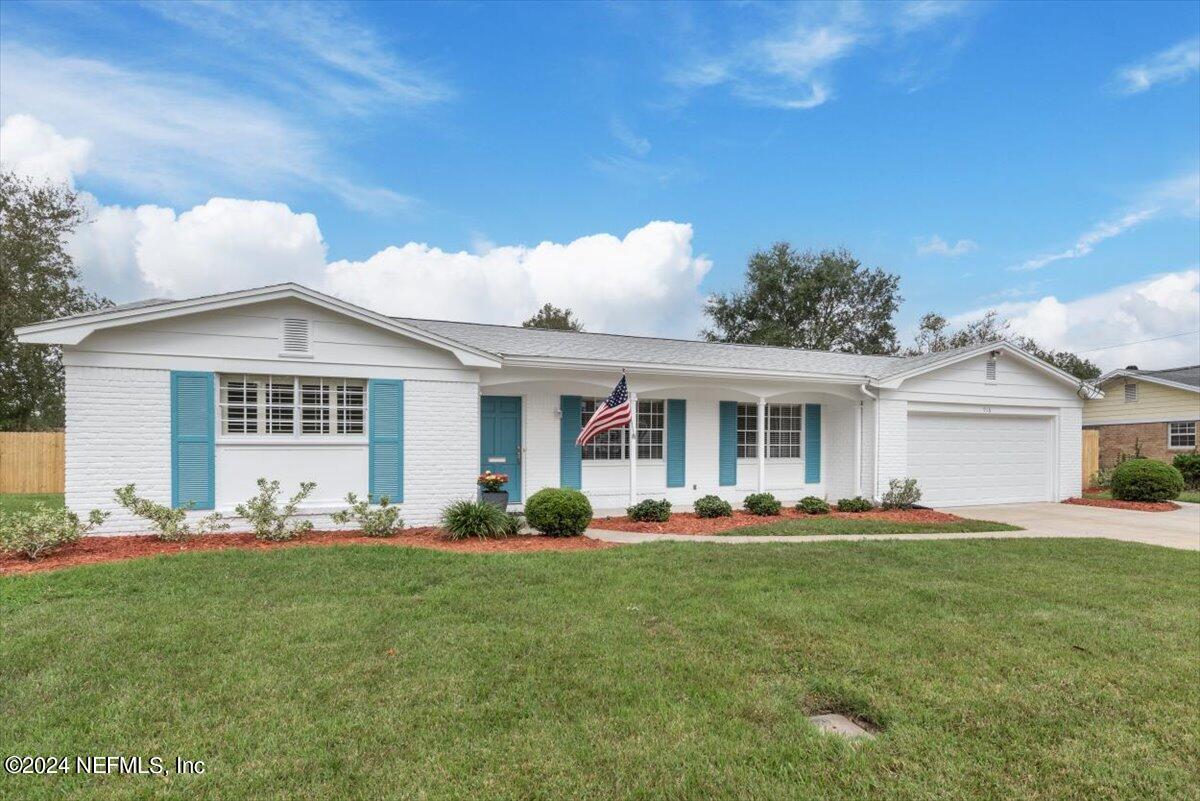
[3, 540, 1196, 800]
[717, 516, 1020, 536]
[0, 493, 65, 514]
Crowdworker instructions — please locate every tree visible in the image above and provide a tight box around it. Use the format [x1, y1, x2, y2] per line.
[0, 171, 110, 430]
[907, 308, 1100, 381]
[522, 303, 584, 331]
[703, 244, 902, 354]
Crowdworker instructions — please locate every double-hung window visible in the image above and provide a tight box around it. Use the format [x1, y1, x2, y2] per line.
[220, 375, 366, 437]
[736, 402, 805, 459]
[579, 398, 664, 460]
[1168, 421, 1196, 449]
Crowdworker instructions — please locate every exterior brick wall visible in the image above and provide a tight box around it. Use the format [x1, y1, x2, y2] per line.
[66, 366, 478, 533]
[874, 397, 908, 498]
[1058, 406, 1083, 498]
[1092, 421, 1199, 469]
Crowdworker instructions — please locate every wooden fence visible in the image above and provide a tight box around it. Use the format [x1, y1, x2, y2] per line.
[0, 432, 65, 493]
[1081, 428, 1099, 489]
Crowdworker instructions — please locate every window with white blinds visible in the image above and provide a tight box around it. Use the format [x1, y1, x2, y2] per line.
[220, 375, 366, 437]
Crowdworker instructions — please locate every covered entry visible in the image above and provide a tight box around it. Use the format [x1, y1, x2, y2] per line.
[480, 396, 522, 501]
[907, 412, 1053, 506]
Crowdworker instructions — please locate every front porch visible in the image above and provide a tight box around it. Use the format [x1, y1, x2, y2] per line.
[478, 366, 876, 511]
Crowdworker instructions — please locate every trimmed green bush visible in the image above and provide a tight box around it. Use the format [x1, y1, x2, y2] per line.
[693, 495, 733, 518]
[440, 500, 510, 540]
[235, 479, 316, 541]
[743, 492, 781, 516]
[1172, 453, 1200, 490]
[524, 488, 593, 536]
[881, 478, 922, 510]
[1111, 460, 1184, 502]
[836, 497, 874, 513]
[797, 496, 830, 515]
[627, 499, 672, 522]
[0, 504, 108, 560]
[114, 483, 227, 542]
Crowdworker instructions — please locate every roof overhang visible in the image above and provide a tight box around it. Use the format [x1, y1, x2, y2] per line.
[14, 283, 502, 368]
[1092, 370, 1200, 394]
[497, 354, 874, 385]
[872, 340, 1104, 398]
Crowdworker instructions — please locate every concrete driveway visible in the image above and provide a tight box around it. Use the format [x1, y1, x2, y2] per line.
[936, 501, 1199, 551]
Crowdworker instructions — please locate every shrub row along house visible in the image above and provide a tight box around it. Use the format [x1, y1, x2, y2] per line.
[17, 283, 1100, 534]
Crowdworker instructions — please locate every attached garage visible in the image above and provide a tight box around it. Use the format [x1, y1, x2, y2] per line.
[907, 413, 1054, 506]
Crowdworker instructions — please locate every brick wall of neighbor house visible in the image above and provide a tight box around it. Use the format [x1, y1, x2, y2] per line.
[66, 365, 477, 533]
[1091, 421, 1199, 468]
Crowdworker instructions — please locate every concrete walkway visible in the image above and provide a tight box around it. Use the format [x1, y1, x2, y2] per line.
[585, 502, 1200, 551]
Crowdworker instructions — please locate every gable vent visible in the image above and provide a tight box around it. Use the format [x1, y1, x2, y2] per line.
[1124, 382, 1137, 403]
[281, 318, 311, 355]
[985, 358, 997, 381]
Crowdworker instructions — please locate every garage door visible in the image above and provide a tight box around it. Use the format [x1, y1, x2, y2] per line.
[907, 413, 1052, 506]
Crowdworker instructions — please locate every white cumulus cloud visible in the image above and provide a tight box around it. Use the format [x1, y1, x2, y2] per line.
[953, 269, 1200, 370]
[0, 113, 91, 186]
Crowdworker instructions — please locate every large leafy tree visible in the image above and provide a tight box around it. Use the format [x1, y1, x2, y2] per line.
[0, 171, 110, 430]
[522, 303, 584, 331]
[703, 244, 902, 354]
[907, 309, 1100, 381]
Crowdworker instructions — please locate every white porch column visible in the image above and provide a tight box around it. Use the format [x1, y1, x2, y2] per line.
[628, 392, 638, 506]
[757, 396, 766, 491]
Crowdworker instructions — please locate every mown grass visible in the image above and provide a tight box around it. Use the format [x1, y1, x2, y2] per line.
[717, 515, 1021, 536]
[0, 493, 65, 514]
[2, 539, 1197, 801]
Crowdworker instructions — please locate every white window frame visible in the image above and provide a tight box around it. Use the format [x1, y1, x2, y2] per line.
[736, 402, 805, 461]
[1168, 421, 1196, 450]
[218, 374, 367, 441]
[580, 398, 665, 461]
[1124, 382, 1137, 403]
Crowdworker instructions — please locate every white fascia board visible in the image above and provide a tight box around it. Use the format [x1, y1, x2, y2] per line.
[1094, 371, 1199, 394]
[15, 283, 502, 368]
[498, 355, 872, 385]
[874, 340, 1104, 398]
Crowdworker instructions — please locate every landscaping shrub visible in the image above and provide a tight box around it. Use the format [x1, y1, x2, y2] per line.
[524, 488, 592, 536]
[0, 504, 108, 560]
[627, 498, 672, 522]
[1090, 466, 1117, 490]
[234, 478, 316, 541]
[440, 500, 510, 540]
[881, 478, 921, 510]
[797, 496, 830, 515]
[1111, 460, 1184, 502]
[114, 484, 227, 542]
[1172, 453, 1200, 490]
[501, 512, 525, 536]
[331, 492, 403, 537]
[694, 495, 733, 518]
[743, 492, 781, 516]
[836, 497, 874, 513]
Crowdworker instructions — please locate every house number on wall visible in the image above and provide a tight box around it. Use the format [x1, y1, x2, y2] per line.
[982, 407, 992, 413]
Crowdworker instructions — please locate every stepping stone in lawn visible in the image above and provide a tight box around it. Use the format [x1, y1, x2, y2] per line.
[808, 713, 876, 741]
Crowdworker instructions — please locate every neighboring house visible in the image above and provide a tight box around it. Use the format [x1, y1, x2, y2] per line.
[1084, 365, 1200, 468]
[16, 283, 1099, 534]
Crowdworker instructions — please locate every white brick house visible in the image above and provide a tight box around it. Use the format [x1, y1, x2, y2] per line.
[16, 284, 1100, 533]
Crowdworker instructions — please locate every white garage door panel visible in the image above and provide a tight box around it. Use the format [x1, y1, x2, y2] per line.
[907, 414, 1051, 506]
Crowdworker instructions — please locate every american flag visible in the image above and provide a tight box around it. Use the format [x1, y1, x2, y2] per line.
[576, 374, 632, 447]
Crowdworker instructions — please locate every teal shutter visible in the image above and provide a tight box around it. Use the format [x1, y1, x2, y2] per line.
[560, 395, 582, 489]
[171, 371, 215, 510]
[718, 401, 737, 487]
[666, 399, 686, 488]
[369, 380, 404, 502]
[805, 403, 821, 484]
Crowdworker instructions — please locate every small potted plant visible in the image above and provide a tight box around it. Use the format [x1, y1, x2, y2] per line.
[477, 470, 510, 509]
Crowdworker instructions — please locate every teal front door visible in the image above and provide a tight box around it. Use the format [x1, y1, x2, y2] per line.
[480, 396, 522, 501]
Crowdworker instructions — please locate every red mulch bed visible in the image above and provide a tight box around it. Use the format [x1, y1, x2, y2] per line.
[592, 506, 964, 534]
[1, 528, 616, 576]
[1064, 497, 1180, 513]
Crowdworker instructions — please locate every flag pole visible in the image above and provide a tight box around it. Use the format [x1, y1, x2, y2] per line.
[627, 371, 637, 507]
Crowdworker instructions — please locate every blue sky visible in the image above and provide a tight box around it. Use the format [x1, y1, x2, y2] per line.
[1, 0, 1198, 368]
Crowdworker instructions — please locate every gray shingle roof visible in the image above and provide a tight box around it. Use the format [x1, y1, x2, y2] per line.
[397, 317, 907, 378]
[1130, 365, 1200, 389]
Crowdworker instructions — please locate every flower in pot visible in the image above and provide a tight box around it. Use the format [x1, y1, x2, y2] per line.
[477, 471, 510, 509]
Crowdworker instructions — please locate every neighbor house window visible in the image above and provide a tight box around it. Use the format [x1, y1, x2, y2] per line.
[220, 375, 366, 437]
[579, 398, 664, 460]
[1168, 421, 1196, 449]
[1124, 382, 1137, 403]
[737, 402, 804, 459]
